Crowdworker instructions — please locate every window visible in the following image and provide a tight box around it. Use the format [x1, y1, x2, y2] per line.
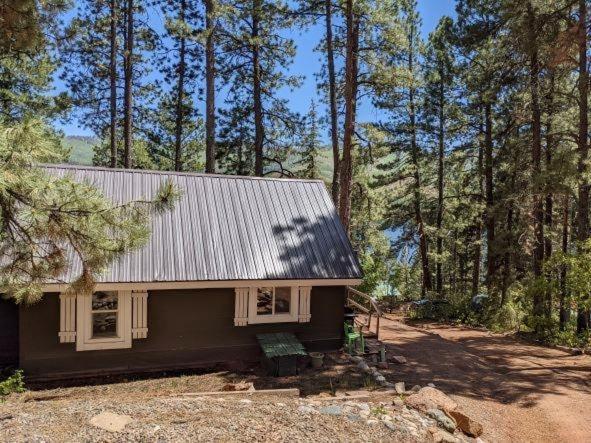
[76, 290, 132, 351]
[247, 286, 298, 324]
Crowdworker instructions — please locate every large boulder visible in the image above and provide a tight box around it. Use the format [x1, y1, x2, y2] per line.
[447, 410, 483, 437]
[405, 387, 458, 413]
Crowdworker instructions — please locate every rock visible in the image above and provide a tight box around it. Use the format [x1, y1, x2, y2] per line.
[359, 409, 371, 418]
[239, 399, 252, 404]
[222, 382, 254, 392]
[298, 405, 316, 414]
[347, 414, 362, 422]
[392, 397, 404, 407]
[447, 410, 483, 437]
[431, 429, 459, 443]
[405, 387, 458, 414]
[384, 421, 399, 432]
[427, 409, 456, 433]
[357, 402, 370, 411]
[366, 419, 379, 426]
[391, 355, 407, 364]
[350, 356, 363, 363]
[89, 411, 133, 433]
[410, 385, 422, 393]
[394, 382, 406, 394]
[383, 382, 396, 389]
[427, 383, 436, 388]
[319, 405, 343, 416]
[357, 361, 370, 371]
[377, 361, 389, 369]
[375, 375, 387, 383]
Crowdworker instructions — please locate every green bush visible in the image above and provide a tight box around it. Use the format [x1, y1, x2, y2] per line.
[0, 370, 25, 399]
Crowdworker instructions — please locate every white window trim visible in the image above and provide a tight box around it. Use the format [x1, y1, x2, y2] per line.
[76, 290, 132, 351]
[247, 286, 299, 324]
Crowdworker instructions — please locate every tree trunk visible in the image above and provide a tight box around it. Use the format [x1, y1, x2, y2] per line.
[325, 0, 340, 206]
[252, 0, 264, 177]
[577, 0, 590, 333]
[527, 2, 544, 322]
[501, 206, 513, 305]
[109, 0, 117, 168]
[173, 0, 187, 172]
[205, 0, 216, 173]
[484, 102, 495, 289]
[436, 63, 445, 297]
[544, 72, 555, 318]
[472, 108, 485, 298]
[408, 29, 431, 293]
[338, 0, 359, 231]
[123, 0, 133, 168]
[560, 194, 570, 331]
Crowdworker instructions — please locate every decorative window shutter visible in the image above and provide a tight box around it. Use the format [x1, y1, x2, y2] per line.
[132, 290, 148, 339]
[234, 288, 249, 326]
[298, 286, 312, 322]
[59, 293, 77, 343]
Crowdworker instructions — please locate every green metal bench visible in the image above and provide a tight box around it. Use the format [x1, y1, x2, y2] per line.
[256, 333, 307, 376]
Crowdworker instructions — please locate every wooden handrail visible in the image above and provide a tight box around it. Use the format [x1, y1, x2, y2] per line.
[346, 286, 383, 339]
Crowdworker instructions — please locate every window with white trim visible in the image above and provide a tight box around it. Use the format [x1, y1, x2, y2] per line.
[246, 286, 299, 324]
[76, 290, 132, 351]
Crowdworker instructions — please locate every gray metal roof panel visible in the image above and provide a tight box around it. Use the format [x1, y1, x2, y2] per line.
[42, 164, 363, 283]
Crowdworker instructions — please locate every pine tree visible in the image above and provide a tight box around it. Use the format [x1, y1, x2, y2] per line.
[296, 101, 322, 179]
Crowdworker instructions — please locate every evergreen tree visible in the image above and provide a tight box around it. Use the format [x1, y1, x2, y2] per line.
[296, 101, 322, 180]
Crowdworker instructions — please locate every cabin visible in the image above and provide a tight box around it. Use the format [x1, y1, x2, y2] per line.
[0, 165, 362, 380]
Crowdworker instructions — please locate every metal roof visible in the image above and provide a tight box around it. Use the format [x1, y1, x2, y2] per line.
[43, 165, 362, 284]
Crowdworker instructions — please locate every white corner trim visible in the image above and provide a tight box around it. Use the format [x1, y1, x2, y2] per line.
[42, 278, 361, 293]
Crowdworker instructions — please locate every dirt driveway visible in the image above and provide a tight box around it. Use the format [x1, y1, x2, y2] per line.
[378, 316, 591, 443]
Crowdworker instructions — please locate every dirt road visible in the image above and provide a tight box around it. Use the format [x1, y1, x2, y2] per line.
[378, 317, 591, 443]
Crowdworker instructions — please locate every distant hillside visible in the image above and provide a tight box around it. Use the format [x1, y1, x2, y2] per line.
[62, 135, 335, 181]
[63, 136, 98, 165]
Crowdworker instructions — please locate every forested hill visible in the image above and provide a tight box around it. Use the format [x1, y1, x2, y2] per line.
[61, 136, 336, 181]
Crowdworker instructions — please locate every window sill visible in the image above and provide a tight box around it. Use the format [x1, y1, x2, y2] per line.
[247, 314, 298, 324]
[77, 337, 132, 352]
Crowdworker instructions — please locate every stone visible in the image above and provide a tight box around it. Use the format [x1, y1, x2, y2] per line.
[347, 414, 362, 422]
[447, 410, 484, 437]
[350, 356, 363, 363]
[405, 387, 458, 414]
[410, 385, 421, 393]
[89, 411, 133, 433]
[298, 405, 316, 414]
[240, 399, 252, 404]
[375, 375, 387, 383]
[359, 409, 371, 418]
[391, 355, 407, 364]
[319, 405, 343, 416]
[427, 383, 436, 388]
[357, 402, 370, 411]
[384, 421, 400, 432]
[394, 382, 406, 394]
[377, 361, 389, 369]
[222, 382, 255, 392]
[427, 409, 456, 433]
[357, 361, 370, 371]
[431, 429, 459, 443]
[366, 419, 379, 426]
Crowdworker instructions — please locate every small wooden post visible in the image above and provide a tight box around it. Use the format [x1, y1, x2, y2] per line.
[376, 314, 380, 340]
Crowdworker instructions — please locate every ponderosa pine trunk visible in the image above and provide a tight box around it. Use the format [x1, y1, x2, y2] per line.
[123, 0, 133, 168]
[577, 0, 590, 333]
[252, 0, 264, 177]
[436, 63, 445, 297]
[560, 194, 570, 331]
[527, 2, 545, 323]
[484, 102, 495, 289]
[205, 0, 216, 173]
[109, 0, 117, 168]
[472, 108, 484, 298]
[544, 73, 555, 318]
[408, 27, 431, 293]
[338, 0, 359, 232]
[173, 0, 187, 172]
[325, 0, 340, 205]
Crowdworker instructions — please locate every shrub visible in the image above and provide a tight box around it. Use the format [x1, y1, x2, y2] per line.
[0, 370, 25, 399]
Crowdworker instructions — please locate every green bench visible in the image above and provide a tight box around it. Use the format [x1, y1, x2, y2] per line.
[256, 333, 307, 376]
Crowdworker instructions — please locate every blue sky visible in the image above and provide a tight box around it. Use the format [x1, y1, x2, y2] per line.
[56, 0, 456, 136]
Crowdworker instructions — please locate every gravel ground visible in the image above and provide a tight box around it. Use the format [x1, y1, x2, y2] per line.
[0, 388, 459, 442]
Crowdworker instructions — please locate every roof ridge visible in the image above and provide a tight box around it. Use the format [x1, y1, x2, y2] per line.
[40, 163, 325, 184]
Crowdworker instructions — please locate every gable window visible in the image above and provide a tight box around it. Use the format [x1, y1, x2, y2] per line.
[247, 286, 298, 324]
[76, 290, 132, 351]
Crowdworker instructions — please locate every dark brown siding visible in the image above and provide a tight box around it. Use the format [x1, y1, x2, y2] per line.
[20, 286, 345, 379]
[0, 298, 19, 368]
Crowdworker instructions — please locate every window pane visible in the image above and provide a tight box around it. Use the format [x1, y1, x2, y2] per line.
[92, 312, 118, 338]
[275, 287, 291, 314]
[92, 291, 118, 311]
[257, 288, 273, 315]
